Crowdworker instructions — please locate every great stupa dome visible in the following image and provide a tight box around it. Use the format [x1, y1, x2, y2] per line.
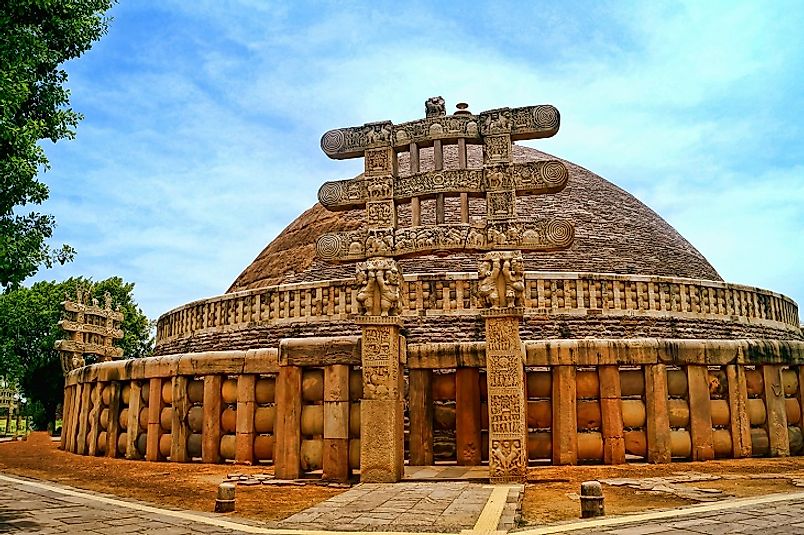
[229, 145, 721, 292]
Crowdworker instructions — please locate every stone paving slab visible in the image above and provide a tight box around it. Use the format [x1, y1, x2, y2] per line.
[280, 481, 523, 532]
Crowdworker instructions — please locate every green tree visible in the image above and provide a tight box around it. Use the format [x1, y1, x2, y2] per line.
[0, 0, 115, 290]
[0, 276, 151, 431]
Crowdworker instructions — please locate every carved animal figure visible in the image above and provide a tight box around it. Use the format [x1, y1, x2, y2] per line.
[425, 96, 446, 117]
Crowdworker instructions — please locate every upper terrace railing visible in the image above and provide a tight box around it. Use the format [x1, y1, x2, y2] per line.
[155, 272, 801, 347]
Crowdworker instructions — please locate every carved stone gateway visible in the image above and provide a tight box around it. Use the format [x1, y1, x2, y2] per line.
[316, 97, 573, 482]
[55, 287, 124, 374]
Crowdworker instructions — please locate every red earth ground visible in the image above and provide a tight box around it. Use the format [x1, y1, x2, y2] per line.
[3, 433, 804, 525]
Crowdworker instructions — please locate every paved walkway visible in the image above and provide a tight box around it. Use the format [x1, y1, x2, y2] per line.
[517, 492, 804, 534]
[279, 481, 522, 532]
[0, 473, 518, 534]
[0, 473, 261, 534]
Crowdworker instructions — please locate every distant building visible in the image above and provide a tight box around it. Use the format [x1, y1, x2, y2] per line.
[0, 383, 19, 414]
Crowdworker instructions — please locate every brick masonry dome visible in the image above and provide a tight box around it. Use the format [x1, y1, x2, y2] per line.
[229, 144, 721, 292]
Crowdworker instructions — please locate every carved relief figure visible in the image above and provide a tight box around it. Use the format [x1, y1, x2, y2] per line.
[504, 257, 525, 308]
[477, 259, 501, 308]
[482, 111, 511, 135]
[365, 149, 391, 175]
[356, 267, 376, 315]
[379, 264, 401, 316]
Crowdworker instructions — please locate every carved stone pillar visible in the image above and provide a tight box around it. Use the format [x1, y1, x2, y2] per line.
[356, 258, 404, 482]
[479, 251, 528, 483]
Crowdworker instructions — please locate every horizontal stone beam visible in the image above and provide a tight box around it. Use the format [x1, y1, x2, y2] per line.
[317, 160, 569, 210]
[315, 219, 575, 262]
[64, 348, 280, 385]
[54, 339, 123, 358]
[58, 319, 123, 339]
[62, 300, 124, 321]
[320, 105, 560, 159]
[278, 336, 361, 366]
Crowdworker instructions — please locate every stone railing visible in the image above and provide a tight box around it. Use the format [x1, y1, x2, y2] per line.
[61, 338, 804, 472]
[155, 272, 801, 347]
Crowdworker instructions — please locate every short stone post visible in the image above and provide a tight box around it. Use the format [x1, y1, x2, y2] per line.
[214, 482, 236, 513]
[580, 481, 605, 518]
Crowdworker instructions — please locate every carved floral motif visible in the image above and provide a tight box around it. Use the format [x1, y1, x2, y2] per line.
[489, 439, 526, 481]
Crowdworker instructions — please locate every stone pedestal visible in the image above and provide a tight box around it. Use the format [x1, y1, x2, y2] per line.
[484, 307, 528, 483]
[357, 316, 404, 482]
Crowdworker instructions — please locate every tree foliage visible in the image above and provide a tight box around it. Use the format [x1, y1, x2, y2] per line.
[0, 276, 152, 430]
[0, 0, 115, 290]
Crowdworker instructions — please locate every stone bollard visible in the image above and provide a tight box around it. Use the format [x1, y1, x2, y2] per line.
[580, 481, 604, 518]
[214, 482, 236, 513]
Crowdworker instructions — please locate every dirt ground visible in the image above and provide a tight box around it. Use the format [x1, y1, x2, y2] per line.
[5, 434, 804, 526]
[0, 433, 341, 522]
[523, 458, 804, 525]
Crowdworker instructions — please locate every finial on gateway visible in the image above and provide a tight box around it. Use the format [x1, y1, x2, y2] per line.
[315, 97, 574, 263]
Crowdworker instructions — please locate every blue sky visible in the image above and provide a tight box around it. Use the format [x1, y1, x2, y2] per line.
[33, 0, 804, 322]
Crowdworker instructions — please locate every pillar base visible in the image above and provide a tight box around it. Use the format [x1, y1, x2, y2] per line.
[359, 399, 404, 482]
